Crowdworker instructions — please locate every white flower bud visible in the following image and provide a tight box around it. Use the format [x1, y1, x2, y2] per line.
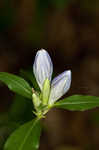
[33, 49, 53, 90]
[49, 70, 71, 105]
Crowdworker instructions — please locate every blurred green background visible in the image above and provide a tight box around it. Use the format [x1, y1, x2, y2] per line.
[0, 0, 99, 150]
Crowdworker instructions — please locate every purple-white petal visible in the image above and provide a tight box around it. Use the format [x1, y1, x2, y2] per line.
[33, 49, 53, 90]
[49, 70, 71, 105]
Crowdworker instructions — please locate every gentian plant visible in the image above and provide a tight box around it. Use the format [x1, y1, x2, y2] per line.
[0, 49, 99, 150]
[33, 49, 71, 118]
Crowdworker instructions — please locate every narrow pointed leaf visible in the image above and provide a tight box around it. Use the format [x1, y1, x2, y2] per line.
[0, 72, 32, 99]
[54, 95, 99, 111]
[4, 119, 42, 150]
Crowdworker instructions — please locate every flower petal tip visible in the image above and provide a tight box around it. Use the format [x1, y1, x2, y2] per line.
[37, 49, 47, 54]
[66, 70, 71, 77]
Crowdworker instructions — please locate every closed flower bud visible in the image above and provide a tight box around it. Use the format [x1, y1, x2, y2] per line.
[33, 49, 53, 90]
[32, 93, 41, 110]
[49, 70, 71, 105]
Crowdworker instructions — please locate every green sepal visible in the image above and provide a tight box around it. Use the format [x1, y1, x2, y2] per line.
[42, 78, 50, 105]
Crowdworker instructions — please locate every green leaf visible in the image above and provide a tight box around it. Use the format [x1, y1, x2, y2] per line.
[0, 72, 32, 99]
[4, 119, 42, 150]
[54, 95, 99, 111]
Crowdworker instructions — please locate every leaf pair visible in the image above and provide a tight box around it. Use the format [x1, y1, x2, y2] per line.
[0, 72, 41, 150]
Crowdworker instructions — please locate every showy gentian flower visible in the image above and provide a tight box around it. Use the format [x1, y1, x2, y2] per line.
[32, 49, 71, 116]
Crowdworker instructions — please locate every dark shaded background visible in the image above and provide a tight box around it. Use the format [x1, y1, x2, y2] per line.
[0, 0, 99, 150]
